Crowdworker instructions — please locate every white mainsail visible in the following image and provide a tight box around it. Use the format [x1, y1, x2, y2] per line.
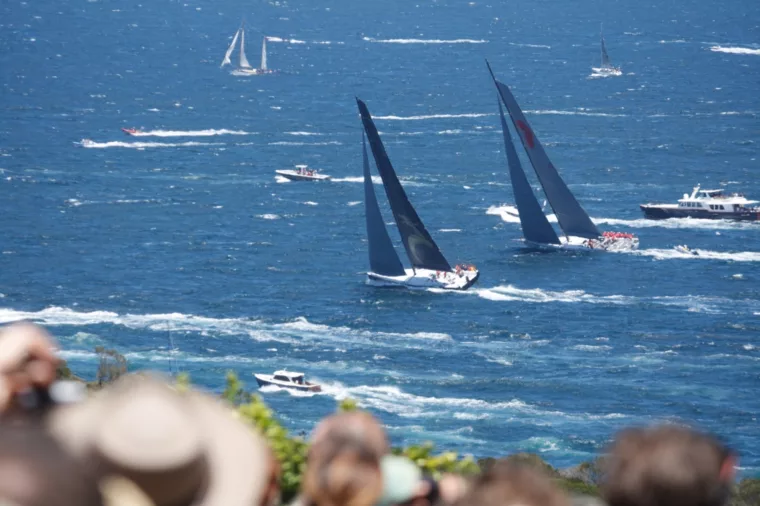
[260, 37, 268, 71]
[239, 29, 252, 68]
[221, 29, 240, 68]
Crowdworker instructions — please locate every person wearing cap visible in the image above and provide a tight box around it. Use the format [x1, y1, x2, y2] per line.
[47, 373, 280, 506]
[376, 455, 470, 506]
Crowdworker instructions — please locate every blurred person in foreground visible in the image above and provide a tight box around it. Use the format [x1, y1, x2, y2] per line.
[0, 321, 62, 420]
[601, 425, 737, 506]
[454, 459, 569, 506]
[0, 423, 104, 506]
[300, 411, 388, 506]
[375, 454, 471, 506]
[47, 373, 281, 506]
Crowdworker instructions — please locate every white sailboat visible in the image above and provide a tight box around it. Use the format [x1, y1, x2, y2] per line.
[221, 25, 274, 76]
[591, 25, 622, 77]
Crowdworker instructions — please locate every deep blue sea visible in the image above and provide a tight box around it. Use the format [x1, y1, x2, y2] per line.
[2, 0, 759, 475]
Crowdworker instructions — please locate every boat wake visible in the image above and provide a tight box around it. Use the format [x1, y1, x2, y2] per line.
[362, 36, 486, 44]
[258, 384, 323, 397]
[709, 45, 760, 56]
[80, 140, 222, 149]
[268, 141, 341, 146]
[460, 286, 754, 314]
[127, 129, 252, 137]
[629, 248, 760, 262]
[331, 175, 427, 187]
[488, 205, 759, 231]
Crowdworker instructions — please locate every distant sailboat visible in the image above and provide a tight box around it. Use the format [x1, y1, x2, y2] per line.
[221, 24, 275, 75]
[487, 62, 638, 251]
[592, 25, 622, 77]
[357, 98, 479, 290]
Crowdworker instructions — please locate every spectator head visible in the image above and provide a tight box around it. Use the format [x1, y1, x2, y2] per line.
[455, 460, 569, 506]
[310, 411, 389, 457]
[376, 455, 468, 506]
[0, 321, 60, 417]
[0, 423, 103, 506]
[302, 412, 388, 506]
[602, 425, 736, 506]
[47, 373, 278, 506]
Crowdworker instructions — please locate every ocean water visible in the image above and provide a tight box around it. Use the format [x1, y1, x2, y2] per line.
[2, 0, 759, 474]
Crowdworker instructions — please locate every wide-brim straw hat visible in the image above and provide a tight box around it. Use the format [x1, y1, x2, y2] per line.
[47, 373, 272, 506]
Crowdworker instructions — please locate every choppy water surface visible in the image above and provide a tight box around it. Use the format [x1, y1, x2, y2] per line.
[1, 0, 759, 473]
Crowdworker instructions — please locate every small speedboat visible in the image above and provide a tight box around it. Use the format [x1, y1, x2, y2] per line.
[121, 128, 141, 136]
[675, 245, 699, 256]
[275, 165, 331, 181]
[254, 370, 322, 392]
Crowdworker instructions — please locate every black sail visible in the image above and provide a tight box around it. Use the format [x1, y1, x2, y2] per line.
[487, 64, 601, 239]
[495, 97, 560, 245]
[356, 98, 453, 272]
[362, 133, 406, 276]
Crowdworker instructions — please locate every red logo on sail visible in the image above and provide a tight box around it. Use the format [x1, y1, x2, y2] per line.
[516, 120, 535, 148]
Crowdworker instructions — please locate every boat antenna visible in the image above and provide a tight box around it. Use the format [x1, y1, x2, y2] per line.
[167, 323, 177, 376]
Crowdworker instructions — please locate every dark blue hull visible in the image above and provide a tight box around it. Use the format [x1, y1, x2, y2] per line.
[640, 205, 760, 221]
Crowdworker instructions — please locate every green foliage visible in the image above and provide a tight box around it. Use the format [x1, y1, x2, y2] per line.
[394, 441, 480, 479]
[557, 478, 599, 496]
[338, 397, 358, 412]
[730, 478, 760, 506]
[95, 346, 127, 386]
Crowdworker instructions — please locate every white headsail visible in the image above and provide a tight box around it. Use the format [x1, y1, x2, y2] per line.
[261, 37, 268, 71]
[239, 29, 252, 68]
[221, 29, 240, 67]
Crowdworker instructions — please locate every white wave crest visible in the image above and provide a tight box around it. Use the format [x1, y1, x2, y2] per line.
[594, 217, 760, 231]
[269, 141, 341, 146]
[128, 129, 252, 137]
[80, 140, 222, 149]
[285, 131, 323, 136]
[509, 43, 551, 49]
[257, 214, 281, 220]
[362, 36, 486, 44]
[373, 113, 491, 121]
[0, 309, 450, 349]
[709, 46, 760, 56]
[526, 109, 627, 118]
[266, 37, 306, 44]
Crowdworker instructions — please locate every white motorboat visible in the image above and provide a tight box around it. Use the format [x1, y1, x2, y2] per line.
[640, 185, 760, 221]
[487, 63, 639, 252]
[357, 99, 480, 291]
[254, 370, 322, 392]
[275, 165, 331, 181]
[591, 25, 622, 77]
[221, 24, 275, 76]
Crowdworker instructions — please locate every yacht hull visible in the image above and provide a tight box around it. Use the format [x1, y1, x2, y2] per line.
[591, 66, 622, 77]
[527, 235, 639, 252]
[367, 268, 479, 291]
[640, 205, 760, 221]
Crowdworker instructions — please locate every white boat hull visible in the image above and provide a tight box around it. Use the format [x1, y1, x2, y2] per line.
[254, 374, 321, 392]
[275, 169, 330, 181]
[591, 66, 622, 77]
[367, 268, 479, 291]
[231, 68, 276, 76]
[527, 235, 639, 252]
